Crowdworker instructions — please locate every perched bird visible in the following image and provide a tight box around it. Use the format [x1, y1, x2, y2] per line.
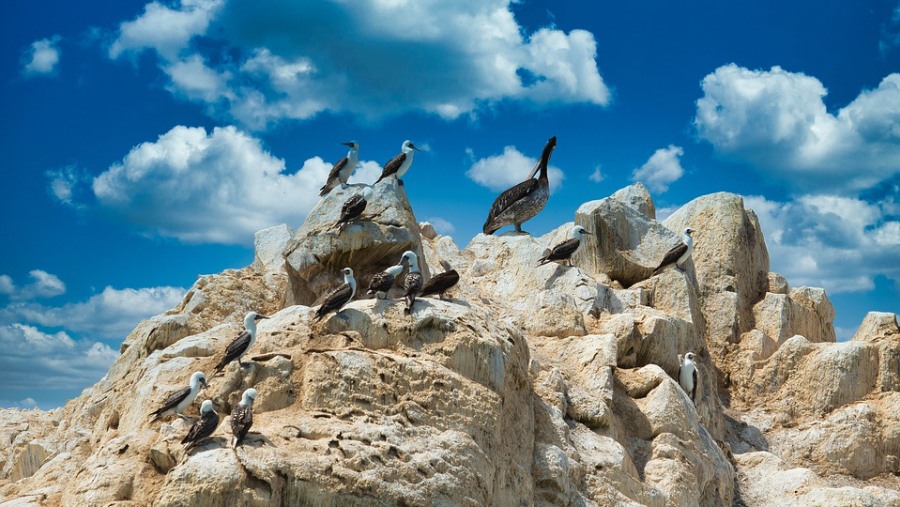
[230, 388, 257, 448]
[336, 186, 373, 231]
[214, 311, 269, 373]
[538, 225, 592, 267]
[399, 251, 423, 313]
[653, 227, 695, 274]
[420, 260, 459, 300]
[367, 264, 405, 299]
[375, 140, 419, 186]
[319, 141, 360, 196]
[182, 400, 220, 451]
[149, 371, 208, 422]
[315, 267, 357, 322]
[678, 352, 699, 404]
[483, 136, 556, 235]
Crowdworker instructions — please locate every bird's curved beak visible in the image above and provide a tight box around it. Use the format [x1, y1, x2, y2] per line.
[255, 314, 269, 321]
[409, 143, 420, 152]
[583, 231, 594, 236]
[341, 141, 354, 147]
[200, 378, 209, 390]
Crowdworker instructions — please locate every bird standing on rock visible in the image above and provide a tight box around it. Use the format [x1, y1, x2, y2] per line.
[214, 311, 268, 373]
[319, 141, 359, 196]
[315, 267, 357, 322]
[367, 263, 405, 299]
[399, 251, 423, 313]
[678, 352, 699, 404]
[182, 399, 220, 451]
[336, 186, 373, 231]
[653, 227, 694, 274]
[483, 136, 556, 235]
[149, 371, 208, 422]
[375, 140, 419, 186]
[230, 388, 257, 448]
[538, 225, 592, 267]
[420, 260, 459, 300]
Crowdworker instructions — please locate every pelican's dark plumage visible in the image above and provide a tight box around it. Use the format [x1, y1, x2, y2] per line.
[483, 136, 556, 235]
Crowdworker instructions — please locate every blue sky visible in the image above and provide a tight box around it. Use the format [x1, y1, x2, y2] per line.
[2, 0, 898, 408]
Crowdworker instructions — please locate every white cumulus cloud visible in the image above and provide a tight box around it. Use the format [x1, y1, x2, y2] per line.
[743, 194, 900, 294]
[0, 270, 66, 301]
[466, 145, 564, 193]
[22, 36, 61, 76]
[90, 125, 336, 244]
[108, 0, 609, 128]
[631, 145, 684, 193]
[695, 64, 900, 192]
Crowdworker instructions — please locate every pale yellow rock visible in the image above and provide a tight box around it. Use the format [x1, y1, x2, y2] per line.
[1, 186, 897, 507]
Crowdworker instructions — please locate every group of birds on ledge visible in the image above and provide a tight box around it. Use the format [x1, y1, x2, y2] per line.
[149, 135, 701, 453]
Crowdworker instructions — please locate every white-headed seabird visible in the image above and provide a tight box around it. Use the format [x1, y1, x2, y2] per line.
[420, 260, 459, 300]
[538, 225, 592, 267]
[214, 311, 269, 374]
[230, 388, 257, 447]
[336, 186, 373, 231]
[483, 136, 556, 235]
[320, 141, 360, 197]
[375, 140, 419, 186]
[678, 352, 699, 404]
[367, 263, 404, 299]
[182, 399, 220, 451]
[399, 251, 423, 313]
[315, 267, 357, 322]
[149, 371, 208, 422]
[653, 227, 694, 274]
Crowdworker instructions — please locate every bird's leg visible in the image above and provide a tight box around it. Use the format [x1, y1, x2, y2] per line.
[341, 182, 349, 189]
[515, 223, 523, 234]
[398, 179, 405, 187]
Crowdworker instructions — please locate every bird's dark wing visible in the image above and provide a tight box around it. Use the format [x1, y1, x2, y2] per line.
[483, 178, 539, 234]
[230, 404, 253, 446]
[404, 272, 424, 296]
[319, 157, 349, 196]
[539, 238, 581, 265]
[654, 242, 688, 272]
[215, 331, 250, 371]
[420, 270, 459, 297]
[150, 386, 190, 420]
[182, 410, 220, 447]
[691, 368, 698, 402]
[316, 283, 352, 320]
[367, 271, 395, 294]
[338, 194, 367, 225]
[375, 153, 407, 183]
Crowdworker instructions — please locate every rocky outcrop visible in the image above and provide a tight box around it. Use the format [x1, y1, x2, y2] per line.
[1, 183, 897, 507]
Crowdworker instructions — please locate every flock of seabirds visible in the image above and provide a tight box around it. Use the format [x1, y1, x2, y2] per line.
[149, 136, 701, 454]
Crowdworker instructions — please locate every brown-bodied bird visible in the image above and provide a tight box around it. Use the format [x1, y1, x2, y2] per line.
[319, 141, 359, 196]
[315, 267, 357, 322]
[399, 251, 423, 313]
[375, 140, 419, 186]
[336, 186, 373, 231]
[230, 388, 257, 447]
[367, 263, 404, 299]
[182, 400, 220, 452]
[653, 227, 694, 274]
[538, 226, 592, 267]
[149, 371, 208, 422]
[420, 260, 459, 300]
[214, 312, 268, 373]
[483, 136, 556, 235]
